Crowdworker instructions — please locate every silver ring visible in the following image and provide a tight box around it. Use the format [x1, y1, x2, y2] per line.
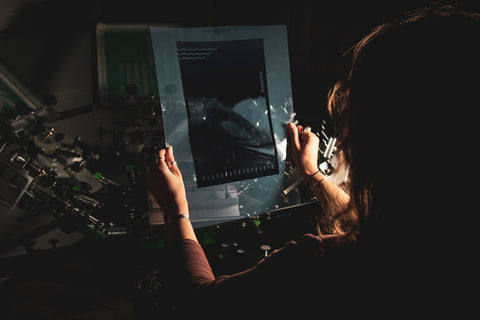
[304, 126, 311, 132]
[170, 161, 177, 165]
[154, 156, 164, 165]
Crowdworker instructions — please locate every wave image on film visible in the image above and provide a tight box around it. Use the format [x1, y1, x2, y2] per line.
[177, 39, 278, 188]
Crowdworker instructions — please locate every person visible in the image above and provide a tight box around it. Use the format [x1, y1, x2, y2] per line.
[148, 4, 478, 318]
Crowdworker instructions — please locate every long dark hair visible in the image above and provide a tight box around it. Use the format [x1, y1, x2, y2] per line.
[327, 4, 480, 244]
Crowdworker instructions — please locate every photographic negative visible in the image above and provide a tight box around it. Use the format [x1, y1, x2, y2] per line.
[177, 39, 279, 188]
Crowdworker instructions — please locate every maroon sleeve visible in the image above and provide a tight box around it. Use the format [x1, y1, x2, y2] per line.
[167, 234, 334, 317]
[169, 234, 329, 289]
[169, 239, 216, 287]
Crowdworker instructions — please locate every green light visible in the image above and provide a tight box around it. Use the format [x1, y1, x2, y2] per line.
[93, 172, 104, 180]
[125, 165, 136, 173]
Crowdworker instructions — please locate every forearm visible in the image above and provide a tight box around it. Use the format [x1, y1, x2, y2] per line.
[165, 203, 198, 245]
[166, 212, 216, 289]
[167, 214, 198, 245]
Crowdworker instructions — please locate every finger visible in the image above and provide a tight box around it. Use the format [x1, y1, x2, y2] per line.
[165, 146, 181, 175]
[303, 132, 318, 141]
[155, 149, 168, 171]
[298, 125, 314, 143]
[165, 146, 174, 164]
[296, 125, 310, 142]
[288, 123, 302, 151]
[302, 131, 320, 148]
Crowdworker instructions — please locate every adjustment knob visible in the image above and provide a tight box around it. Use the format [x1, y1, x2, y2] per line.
[260, 244, 271, 257]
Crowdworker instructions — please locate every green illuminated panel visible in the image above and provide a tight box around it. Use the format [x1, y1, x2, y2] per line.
[0, 77, 22, 114]
[100, 28, 160, 104]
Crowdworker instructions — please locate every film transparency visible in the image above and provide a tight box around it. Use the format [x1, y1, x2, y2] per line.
[150, 25, 297, 227]
[177, 39, 278, 187]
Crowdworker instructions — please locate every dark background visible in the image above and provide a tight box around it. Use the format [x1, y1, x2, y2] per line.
[1, 0, 479, 318]
[5, 0, 478, 121]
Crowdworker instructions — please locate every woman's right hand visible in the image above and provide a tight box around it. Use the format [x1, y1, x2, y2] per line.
[147, 146, 189, 218]
[286, 122, 320, 179]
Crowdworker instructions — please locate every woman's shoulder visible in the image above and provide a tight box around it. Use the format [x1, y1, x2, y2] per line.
[294, 232, 354, 254]
[263, 232, 357, 270]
